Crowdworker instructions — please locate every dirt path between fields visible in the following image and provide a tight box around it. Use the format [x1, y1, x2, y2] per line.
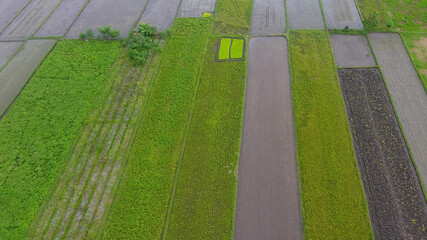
[339, 68, 427, 239]
[250, 0, 286, 36]
[0, 39, 55, 117]
[235, 37, 302, 240]
[369, 33, 427, 190]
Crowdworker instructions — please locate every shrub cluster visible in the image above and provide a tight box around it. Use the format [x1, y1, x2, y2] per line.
[79, 26, 120, 40]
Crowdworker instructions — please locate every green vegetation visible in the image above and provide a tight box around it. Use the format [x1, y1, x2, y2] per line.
[164, 36, 247, 239]
[203, 12, 212, 18]
[355, 0, 427, 31]
[219, 38, 232, 59]
[230, 39, 244, 59]
[214, 0, 253, 34]
[401, 32, 427, 91]
[289, 31, 373, 239]
[0, 41, 120, 239]
[97, 26, 120, 40]
[103, 18, 213, 239]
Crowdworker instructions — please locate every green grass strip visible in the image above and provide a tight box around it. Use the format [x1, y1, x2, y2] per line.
[164, 36, 247, 239]
[230, 39, 244, 59]
[103, 18, 213, 239]
[219, 38, 232, 60]
[0, 40, 120, 240]
[289, 31, 373, 239]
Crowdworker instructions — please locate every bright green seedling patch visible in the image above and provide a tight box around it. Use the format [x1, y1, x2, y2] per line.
[218, 38, 232, 60]
[230, 39, 244, 59]
[202, 12, 212, 18]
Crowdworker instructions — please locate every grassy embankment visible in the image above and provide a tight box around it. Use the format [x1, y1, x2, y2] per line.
[0, 41, 120, 240]
[355, 0, 426, 31]
[401, 32, 427, 91]
[289, 31, 373, 239]
[103, 18, 213, 239]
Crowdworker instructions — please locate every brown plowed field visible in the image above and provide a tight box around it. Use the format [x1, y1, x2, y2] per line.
[339, 68, 427, 239]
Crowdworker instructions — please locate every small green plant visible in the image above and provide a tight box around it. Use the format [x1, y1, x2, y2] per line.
[386, 19, 394, 28]
[363, 11, 379, 30]
[97, 26, 120, 40]
[343, 26, 350, 32]
[79, 29, 94, 40]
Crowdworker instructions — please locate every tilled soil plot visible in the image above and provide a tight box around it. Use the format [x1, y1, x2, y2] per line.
[0, 41, 22, 69]
[321, 0, 363, 29]
[286, 0, 324, 29]
[330, 34, 376, 67]
[250, 0, 286, 36]
[0, 39, 55, 116]
[369, 33, 427, 190]
[339, 68, 427, 239]
[66, 0, 148, 39]
[0, 0, 32, 33]
[177, 0, 216, 17]
[235, 37, 302, 240]
[0, 0, 61, 40]
[35, 0, 89, 37]
[138, 0, 181, 31]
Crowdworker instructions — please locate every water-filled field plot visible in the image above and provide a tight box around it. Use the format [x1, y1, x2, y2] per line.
[286, 0, 324, 29]
[250, 0, 286, 35]
[35, 0, 89, 37]
[330, 34, 376, 67]
[321, 0, 363, 29]
[0, 41, 22, 70]
[177, 0, 217, 17]
[339, 68, 427, 239]
[0, 0, 61, 40]
[66, 0, 148, 39]
[235, 37, 302, 240]
[138, 0, 181, 31]
[0, 0, 32, 33]
[0, 39, 55, 116]
[369, 33, 427, 190]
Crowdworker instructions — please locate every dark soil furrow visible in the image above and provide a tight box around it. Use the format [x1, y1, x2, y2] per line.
[339, 68, 427, 239]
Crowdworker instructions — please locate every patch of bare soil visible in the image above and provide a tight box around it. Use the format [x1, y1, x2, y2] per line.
[339, 68, 427, 239]
[413, 37, 427, 62]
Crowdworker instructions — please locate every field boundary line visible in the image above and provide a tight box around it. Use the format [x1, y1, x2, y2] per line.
[131, 0, 151, 33]
[0, 40, 56, 119]
[160, 34, 211, 240]
[366, 34, 427, 199]
[317, 0, 328, 29]
[98, 40, 168, 240]
[0, 41, 25, 74]
[30, 0, 64, 39]
[62, 0, 92, 38]
[0, 0, 34, 34]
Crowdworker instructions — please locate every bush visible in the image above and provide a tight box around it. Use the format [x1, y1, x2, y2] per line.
[137, 22, 156, 37]
[97, 26, 121, 40]
[79, 29, 95, 40]
[363, 11, 379, 30]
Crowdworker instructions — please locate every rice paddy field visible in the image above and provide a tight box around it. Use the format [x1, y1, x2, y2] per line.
[0, 0, 425, 239]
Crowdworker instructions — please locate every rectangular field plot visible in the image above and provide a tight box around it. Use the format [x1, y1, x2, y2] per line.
[214, 0, 253, 34]
[289, 31, 372, 239]
[0, 41, 22, 70]
[66, 0, 148, 39]
[177, 0, 216, 17]
[251, 0, 286, 35]
[338, 68, 427, 239]
[0, 39, 55, 116]
[369, 33, 427, 191]
[0, 0, 61, 40]
[35, 0, 89, 37]
[138, 0, 181, 31]
[235, 37, 302, 240]
[286, 0, 324, 29]
[330, 34, 376, 67]
[0, 40, 119, 240]
[321, 0, 363, 29]
[0, 0, 32, 33]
